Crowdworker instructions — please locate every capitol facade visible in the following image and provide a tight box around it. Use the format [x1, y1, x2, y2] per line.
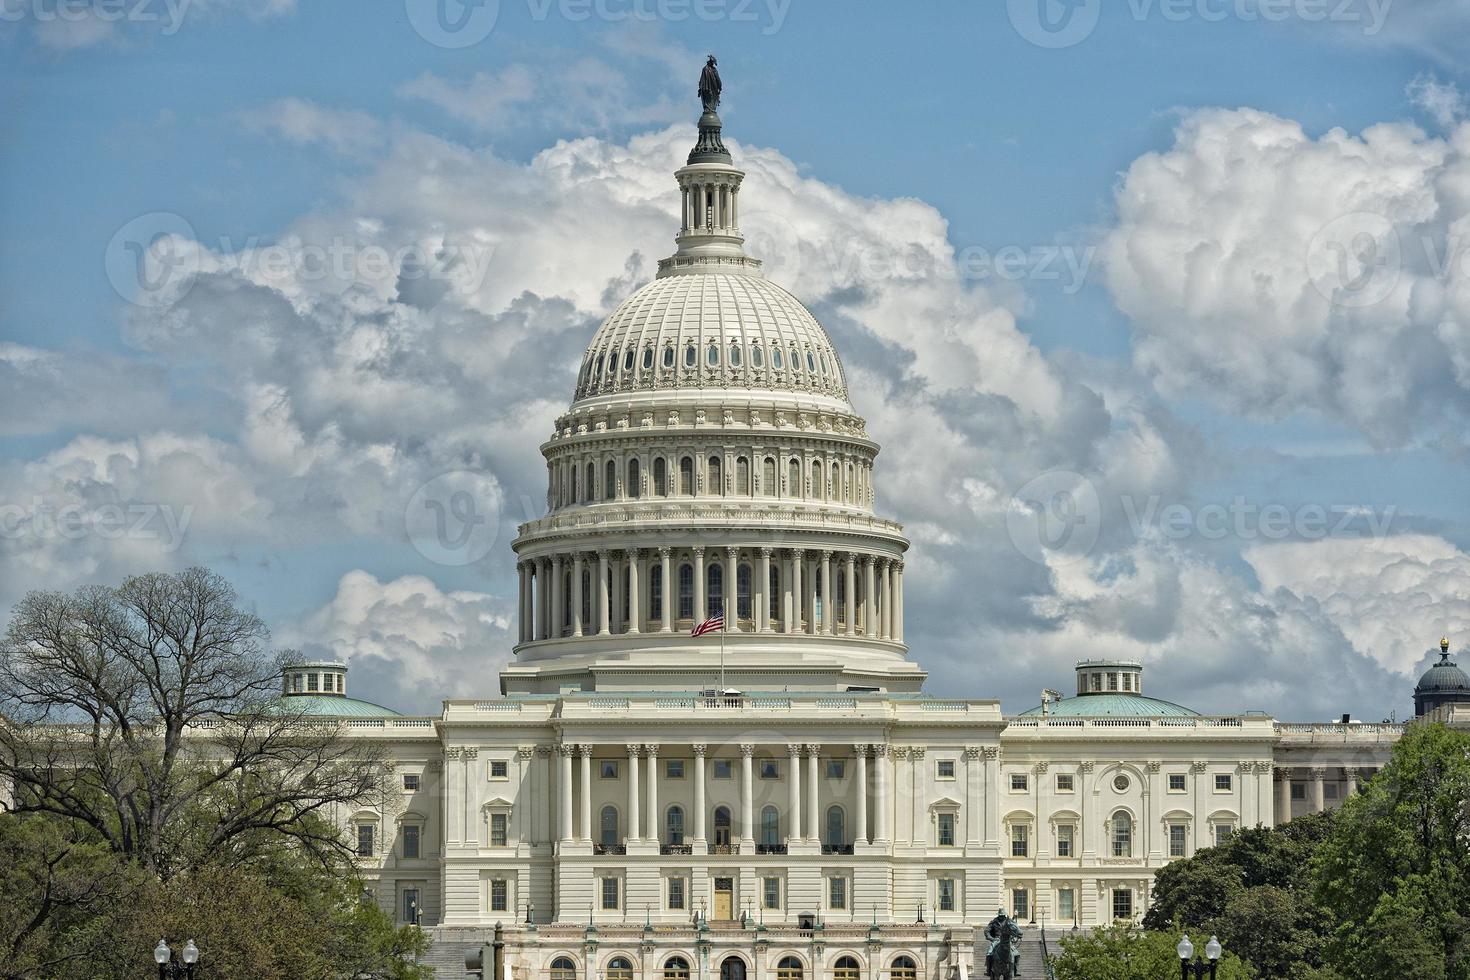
[293, 71, 1470, 979]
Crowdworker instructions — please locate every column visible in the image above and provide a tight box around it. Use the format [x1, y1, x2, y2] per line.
[693, 547, 706, 623]
[909, 748, 924, 845]
[805, 554, 818, 635]
[740, 745, 755, 845]
[693, 744, 708, 842]
[517, 562, 530, 643]
[880, 560, 892, 639]
[627, 549, 641, 634]
[806, 745, 821, 842]
[984, 748, 1000, 847]
[1344, 767, 1359, 797]
[551, 556, 564, 637]
[628, 746, 642, 842]
[845, 555, 857, 637]
[571, 553, 584, 637]
[874, 744, 891, 843]
[611, 553, 624, 634]
[645, 744, 660, 842]
[964, 747, 981, 845]
[578, 745, 592, 843]
[1310, 767, 1326, 813]
[597, 550, 611, 635]
[787, 744, 803, 845]
[558, 744, 573, 842]
[726, 547, 739, 629]
[782, 551, 795, 632]
[1146, 761, 1162, 860]
[821, 552, 834, 635]
[855, 746, 869, 844]
[893, 560, 904, 643]
[758, 548, 772, 632]
[659, 547, 673, 633]
[790, 549, 803, 634]
[536, 558, 550, 640]
[864, 557, 878, 638]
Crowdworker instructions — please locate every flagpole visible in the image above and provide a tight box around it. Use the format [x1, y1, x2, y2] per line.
[719, 610, 726, 690]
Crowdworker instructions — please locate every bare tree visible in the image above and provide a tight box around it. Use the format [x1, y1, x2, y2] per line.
[0, 568, 387, 878]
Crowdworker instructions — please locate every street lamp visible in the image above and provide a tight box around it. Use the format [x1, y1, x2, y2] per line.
[1176, 934, 1221, 980]
[153, 938, 200, 979]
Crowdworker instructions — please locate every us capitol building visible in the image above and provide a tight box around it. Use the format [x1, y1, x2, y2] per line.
[293, 65, 1469, 979]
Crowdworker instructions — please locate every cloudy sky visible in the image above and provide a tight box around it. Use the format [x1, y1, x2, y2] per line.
[2, 0, 1468, 718]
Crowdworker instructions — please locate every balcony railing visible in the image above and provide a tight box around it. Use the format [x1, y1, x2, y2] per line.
[708, 843, 742, 855]
[593, 843, 627, 855]
[821, 843, 854, 855]
[755, 843, 788, 855]
[661, 844, 693, 855]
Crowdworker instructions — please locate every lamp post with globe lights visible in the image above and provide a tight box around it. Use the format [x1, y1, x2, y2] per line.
[1176, 934, 1221, 979]
[152, 938, 200, 979]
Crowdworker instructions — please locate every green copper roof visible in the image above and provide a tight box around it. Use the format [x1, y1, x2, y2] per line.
[1017, 693, 1199, 718]
[282, 694, 402, 718]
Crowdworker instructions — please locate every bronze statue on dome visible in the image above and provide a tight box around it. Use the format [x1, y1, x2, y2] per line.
[699, 55, 722, 113]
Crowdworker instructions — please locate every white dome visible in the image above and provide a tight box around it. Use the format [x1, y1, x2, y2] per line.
[573, 272, 850, 406]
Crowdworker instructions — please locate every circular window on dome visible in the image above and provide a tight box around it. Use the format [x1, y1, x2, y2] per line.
[642, 347, 654, 371]
[663, 346, 675, 369]
[684, 344, 697, 368]
[1113, 774, 1130, 792]
[729, 343, 742, 367]
[771, 347, 784, 370]
[706, 343, 720, 367]
[750, 344, 764, 368]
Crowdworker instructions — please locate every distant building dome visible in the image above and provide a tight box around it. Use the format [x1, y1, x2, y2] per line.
[1414, 638, 1470, 717]
[279, 661, 400, 718]
[1018, 659, 1200, 717]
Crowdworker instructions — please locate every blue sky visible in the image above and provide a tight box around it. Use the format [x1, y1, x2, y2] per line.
[2, 0, 1468, 717]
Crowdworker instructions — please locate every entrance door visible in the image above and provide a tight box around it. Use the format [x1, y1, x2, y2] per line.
[713, 806, 732, 849]
[713, 877, 734, 920]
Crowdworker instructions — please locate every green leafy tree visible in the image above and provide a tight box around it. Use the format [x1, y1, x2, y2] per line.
[1052, 925, 1251, 980]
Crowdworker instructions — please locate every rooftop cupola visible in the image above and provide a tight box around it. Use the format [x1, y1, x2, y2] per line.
[1414, 637, 1470, 717]
[1076, 659, 1144, 696]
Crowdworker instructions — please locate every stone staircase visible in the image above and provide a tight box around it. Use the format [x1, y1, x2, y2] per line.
[973, 927, 1055, 979]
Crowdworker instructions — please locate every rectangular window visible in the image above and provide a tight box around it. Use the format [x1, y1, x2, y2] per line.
[1215, 774, 1233, 792]
[1112, 888, 1133, 920]
[307, 673, 319, 692]
[489, 760, 508, 779]
[1010, 773, 1028, 792]
[1291, 782, 1306, 800]
[826, 759, 846, 779]
[1169, 824, 1187, 858]
[1090, 673, 1102, 692]
[668, 877, 686, 910]
[762, 877, 781, 910]
[1011, 824, 1029, 858]
[1058, 888, 1074, 921]
[1168, 774, 1187, 792]
[937, 878, 955, 912]
[357, 824, 374, 857]
[490, 813, 508, 846]
[1056, 824, 1074, 858]
[403, 887, 420, 923]
[1055, 773, 1074, 792]
[936, 759, 956, 780]
[828, 876, 847, 910]
[403, 773, 420, 791]
[1013, 888, 1029, 920]
[1325, 783, 1339, 800]
[490, 879, 508, 912]
[760, 760, 780, 780]
[1107, 672, 1118, 691]
[713, 760, 732, 779]
[666, 759, 685, 779]
[1214, 822, 1235, 846]
[937, 812, 956, 846]
[601, 760, 619, 779]
[403, 824, 420, 859]
[601, 877, 620, 910]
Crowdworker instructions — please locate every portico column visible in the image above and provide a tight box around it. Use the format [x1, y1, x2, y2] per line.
[880, 560, 892, 639]
[806, 744, 821, 842]
[693, 744, 708, 842]
[964, 746, 981, 845]
[611, 553, 624, 634]
[781, 552, 795, 631]
[758, 548, 772, 632]
[693, 547, 706, 623]
[790, 549, 804, 634]
[864, 556, 878, 637]
[983, 748, 1000, 847]
[551, 556, 564, 637]
[845, 555, 857, 637]
[1310, 767, 1326, 813]
[536, 558, 550, 640]
[873, 744, 891, 844]
[578, 745, 592, 842]
[805, 553, 818, 635]
[627, 746, 642, 842]
[855, 746, 869, 843]
[893, 561, 905, 643]
[726, 547, 739, 629]
[571, 553, 585, 637]
[645, 744, 660, 842]
[740, 745, 755, 845]
[558, 744, 573, 842]
[821, 552, 834, 635]
[597, 550, 611, 635]
[1344, 767, 1359, 797]
[787, 744, 802, 845]
[1274, 768, 1291, 825]
[627, 549, 641, 634]
[659, 547, 673, 632]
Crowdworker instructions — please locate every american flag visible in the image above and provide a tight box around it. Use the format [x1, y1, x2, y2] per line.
[691, 615, 724, 636]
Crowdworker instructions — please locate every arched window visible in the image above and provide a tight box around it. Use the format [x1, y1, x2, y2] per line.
[831, 462, 840, 501]
[580, 569, 592, 627]
[812, 462, 824, 499]
[551, 958, 577, 980]
[807, 351, 817, 373]
[707, 343, 720, 367]
[825, 806, 845, 848]
[600, 805, 619, 846]
[605, 460, 616, 500]
[642, 347, 654, 371]
[835, 570, 846, 627]
[729, 343, 742, 367]
[627, 458, 641, 499]
[769, 565, 780, 623]
[760, 805, 780, 846]
[679, 456, 694, 496]
[750, 345, 764, 368]
[761, 457, 776, 496]
[1111, 811, 1133, 858]
[650, 564, 663, 622]
[664, 957, 691, 980]
[833, 957, 860, 980]
[772, 347, 784, 370]
[608, 958, 634, 980]
[788, 458, 800, 498]
[777, 957, 803, 980]
[737, 564, 752, 620]
[585, 462, 596, 502]
[708, 564, 724, 617]
[889, 957, 916, 980]
[684, 344, 697, 368]
[595, 354, 605, 380]
[678, 564, 695, 619]
[653, 458, 668, 496]
[789, 347, 801, 372]
[846, 463, 855, 503]
[570, 465, 578, 503]
[713, 806, 732, 847]
[736, 456, 750, 495]
[667, 805, 685, 845]
[721, 958, 747, 980]
[623, 348, 635, 374]
[562, 571, 572, 632]
[708, 455, 723, 495]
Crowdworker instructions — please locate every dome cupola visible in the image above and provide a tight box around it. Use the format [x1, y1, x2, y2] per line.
[1414, 637, 1470, 717]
